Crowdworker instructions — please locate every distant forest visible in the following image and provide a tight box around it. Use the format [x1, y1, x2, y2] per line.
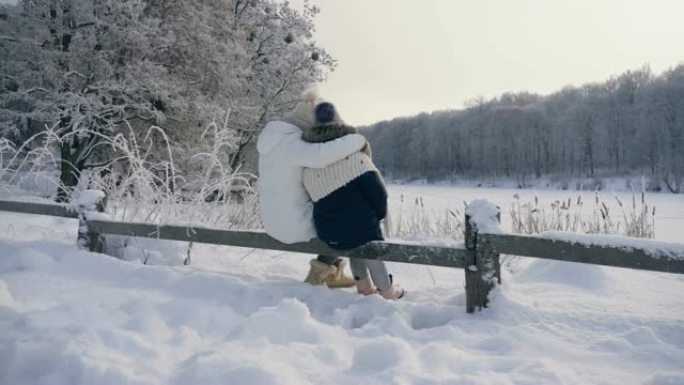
[361, 65, 684, 193]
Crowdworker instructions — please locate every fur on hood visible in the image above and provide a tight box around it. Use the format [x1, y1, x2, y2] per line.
[302, 123, 372, 157]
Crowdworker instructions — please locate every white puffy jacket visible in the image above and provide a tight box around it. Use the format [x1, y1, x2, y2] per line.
[257, 120, 366, 244]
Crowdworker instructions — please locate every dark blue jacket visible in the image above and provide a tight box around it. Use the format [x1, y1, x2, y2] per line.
[313, 171, 388, 250]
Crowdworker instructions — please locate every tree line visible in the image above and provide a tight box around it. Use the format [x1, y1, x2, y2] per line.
[361, 65, 684, 193]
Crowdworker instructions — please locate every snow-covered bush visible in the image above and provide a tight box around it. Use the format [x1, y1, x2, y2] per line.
[0, 123, 61, 198]
[0, 118, 260, 265]
[87, 119, 260, 265]
[1, 0, 333, 201]
[75, 118, 261, 229]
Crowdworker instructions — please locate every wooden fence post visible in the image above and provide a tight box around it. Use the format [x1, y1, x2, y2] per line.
[465, 200, 501, 313]
[76, 190, 107, 253]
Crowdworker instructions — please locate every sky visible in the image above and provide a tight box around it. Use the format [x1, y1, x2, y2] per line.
[292, 0, 684, 126]
[3, 0, 682, 125]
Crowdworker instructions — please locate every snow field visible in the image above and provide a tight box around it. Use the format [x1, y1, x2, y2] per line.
[1, 186, 684, 384]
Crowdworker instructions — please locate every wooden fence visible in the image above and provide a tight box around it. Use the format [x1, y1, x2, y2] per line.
[1, 196, 683, 313]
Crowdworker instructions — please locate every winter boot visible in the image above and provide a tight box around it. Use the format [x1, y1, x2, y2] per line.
[324, 257, 356, 288]
[378, 274, 405, 300]
[355, 276, 378, 295]
[304, 259, 337, 286]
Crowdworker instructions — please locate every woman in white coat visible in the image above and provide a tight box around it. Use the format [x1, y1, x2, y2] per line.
[257, 92, 366, 286]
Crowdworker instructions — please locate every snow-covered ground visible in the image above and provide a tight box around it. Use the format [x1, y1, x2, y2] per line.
[1, 186, 683, 384]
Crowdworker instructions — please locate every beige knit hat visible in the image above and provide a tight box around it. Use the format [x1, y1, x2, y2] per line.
[282, 89, 320, 129]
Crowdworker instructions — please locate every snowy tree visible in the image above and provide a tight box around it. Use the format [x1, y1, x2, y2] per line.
[224, 0, 335, 172]
[1, 0, 180, 201]
[1, 0, 333, 201]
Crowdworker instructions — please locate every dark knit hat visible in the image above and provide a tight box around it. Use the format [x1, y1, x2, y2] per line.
[314, 102, 336, 125]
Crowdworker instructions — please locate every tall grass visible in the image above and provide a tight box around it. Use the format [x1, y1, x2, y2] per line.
[504, 188, 655, 271]
[386, 187, 656, 246]
[510, 190, 655, 238]
[385, 194, 464, 242]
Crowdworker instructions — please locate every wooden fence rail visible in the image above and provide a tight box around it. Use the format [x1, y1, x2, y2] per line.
[2, 196, 683, 314]
[481, 233, 684, 275]
[0, 200, 78, 219]
[86, 219, 470, 269]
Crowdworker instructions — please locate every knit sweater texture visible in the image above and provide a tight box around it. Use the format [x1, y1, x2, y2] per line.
[303, 152, 378, 202]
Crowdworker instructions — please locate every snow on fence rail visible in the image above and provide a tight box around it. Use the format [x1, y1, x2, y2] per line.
[1, 196, 683, 314]
[480, 233, 684, 275]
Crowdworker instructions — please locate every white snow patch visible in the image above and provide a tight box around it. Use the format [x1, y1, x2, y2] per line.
[516, 259, 607, 290]
[1, 186, 683, 385]
[105, 235, 189, 266]
[74, 189, 105, 210]
[351, 337, 415, 372]
[465, 199, 501, 234]
[239, 298, 322, 344]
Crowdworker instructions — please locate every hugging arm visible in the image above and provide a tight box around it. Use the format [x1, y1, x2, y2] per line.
[294, 134, 366, 168]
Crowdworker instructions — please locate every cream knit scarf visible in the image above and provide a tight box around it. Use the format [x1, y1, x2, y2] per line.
[303, 151, 378, 202]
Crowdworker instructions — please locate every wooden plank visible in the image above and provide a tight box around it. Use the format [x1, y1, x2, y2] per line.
[0, 200, 78, 219]
[87, 219, 470, 268]
[481, 233, 684, 274]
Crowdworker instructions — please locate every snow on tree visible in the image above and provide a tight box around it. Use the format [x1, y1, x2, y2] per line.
[0, 0, 333, 201]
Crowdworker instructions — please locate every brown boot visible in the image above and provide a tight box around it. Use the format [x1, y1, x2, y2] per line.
[355, 277, 378, 295]
[323, 258, 356, 288]
[303, 259, 337, 286]
[378, 274, 405, 300]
